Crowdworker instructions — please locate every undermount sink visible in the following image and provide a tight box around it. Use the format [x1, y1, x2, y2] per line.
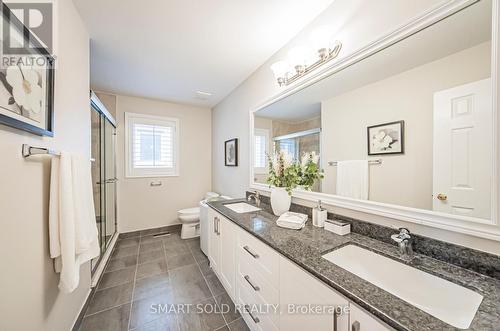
[322, 245, 483, 329]
[224, 202, 261, 213]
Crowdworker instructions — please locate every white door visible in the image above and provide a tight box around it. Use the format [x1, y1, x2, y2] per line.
[433, 79, 492, 219]
[219, 217, 236, 299]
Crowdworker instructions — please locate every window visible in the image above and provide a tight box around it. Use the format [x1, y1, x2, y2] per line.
[125, 112, 179, 177]
[254, 128, 269, 174]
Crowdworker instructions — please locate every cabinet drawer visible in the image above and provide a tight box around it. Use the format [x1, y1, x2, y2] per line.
[237, 228, 280, 288]
[237, 255, 279, 306]
[236, 274, 279, 331]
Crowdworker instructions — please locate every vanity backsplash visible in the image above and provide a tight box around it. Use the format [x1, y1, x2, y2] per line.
[245, 191, 500, 280]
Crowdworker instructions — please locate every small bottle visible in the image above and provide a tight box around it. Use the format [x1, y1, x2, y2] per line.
[313, 200, 327, 228]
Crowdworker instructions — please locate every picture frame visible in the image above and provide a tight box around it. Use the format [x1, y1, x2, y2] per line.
[367, 120, 405, 155]
[0, 3, 55, 136]
[225, 138, 238, 166]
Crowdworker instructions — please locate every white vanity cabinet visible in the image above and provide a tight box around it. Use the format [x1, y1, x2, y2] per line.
[207, 207, 393, 331]
[349, 304, 393, 331]
[207, 208, 236, 298]
[219, 216, 236, 298]
[207, 207, 220, 273]
[279, 257, 349, 331]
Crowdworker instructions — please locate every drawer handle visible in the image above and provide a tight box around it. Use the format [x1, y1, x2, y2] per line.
[244, 304, 260, 324]
[333, 308, 338, 331]
[352, 320, 360, 331]
[243, 245, 259, 259]
[244, 275, 260, 291]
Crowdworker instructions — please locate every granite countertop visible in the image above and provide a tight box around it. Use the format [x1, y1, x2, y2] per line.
[208, 199, 500, 331]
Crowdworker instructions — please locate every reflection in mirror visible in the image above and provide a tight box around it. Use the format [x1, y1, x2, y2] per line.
[253, 0, 493, 221]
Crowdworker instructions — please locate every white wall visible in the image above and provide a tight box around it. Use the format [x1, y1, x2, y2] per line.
[114, 95, 212, 232]
[212, 0, 500, 254]
[0, 0, 91, 330]
[322, 42, 491, 210]
[212, 0, 446, 198]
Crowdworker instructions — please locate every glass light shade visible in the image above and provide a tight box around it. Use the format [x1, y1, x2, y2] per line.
[270, 60, 290, 79]
[287, 46, 309, 67]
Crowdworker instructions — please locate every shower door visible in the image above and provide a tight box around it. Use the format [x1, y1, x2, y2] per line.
[90, 94, 117, 273]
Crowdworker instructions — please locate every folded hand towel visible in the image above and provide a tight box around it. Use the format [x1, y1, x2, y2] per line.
[276, 212, 308, 230]
[49, 153, 100, 293]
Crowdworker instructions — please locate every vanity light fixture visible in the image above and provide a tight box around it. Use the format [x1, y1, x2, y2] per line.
[271, 26, 342, 87]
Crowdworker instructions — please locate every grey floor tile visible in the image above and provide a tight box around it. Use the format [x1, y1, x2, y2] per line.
[131, 313, 178, 331]
[167, 252, 196, 270]
[133, 273, 173, 302]
[98, 267, 136, 290]
[105, 255, 138, 273]
[227, 318, 250, 331]
[138, 249, 165, 265]
[80, 303, 130, 331]
[112, 245, 139, 259]
[170, 264, 213, 304]
[197, 259, 212, 276]
[140, 241, 164, 253]
[164, 241, 191, 257]
[191, 248, 209, 264]
[215, 326, 230, 331]
[140, 235, 165, 245]
[116, 237, 140, 248]
[136, 259, 168, 280]
[185, 238, 200, 251]
[129, 294, 175, 330]
[86, 282, 134, 315]
[120, 231, 141, 239]
[178, 297, 225, 331]
[205, 271, 225, 297]
[162, 233, 183, 244]
[214, 293, 240, 324]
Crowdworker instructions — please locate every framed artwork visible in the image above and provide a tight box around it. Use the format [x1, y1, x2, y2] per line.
[0, 3, 55, 136]
[367, 120, 405, 155]
[225, 138, 238, 166]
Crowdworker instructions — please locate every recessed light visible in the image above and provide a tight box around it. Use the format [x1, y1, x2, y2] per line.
[195, 91, 213, 100]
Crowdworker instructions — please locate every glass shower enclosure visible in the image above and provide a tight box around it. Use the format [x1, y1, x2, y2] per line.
[90, 92, 117, 273]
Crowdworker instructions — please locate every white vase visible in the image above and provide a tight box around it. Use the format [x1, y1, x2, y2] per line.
[271, 187, 291, 216]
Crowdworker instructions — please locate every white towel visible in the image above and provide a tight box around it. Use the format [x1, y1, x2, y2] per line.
[276, 212, 308, 230]
[336, 160, 369, 200]
[49, 153, 100, 293]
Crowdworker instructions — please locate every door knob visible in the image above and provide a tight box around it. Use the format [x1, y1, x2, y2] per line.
[436, 193, 448, 201]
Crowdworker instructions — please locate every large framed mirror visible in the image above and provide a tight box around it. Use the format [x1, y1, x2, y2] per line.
[251, 0, 500, 240]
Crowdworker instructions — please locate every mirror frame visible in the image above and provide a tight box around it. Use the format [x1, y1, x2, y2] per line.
[249, 0, 500, 241]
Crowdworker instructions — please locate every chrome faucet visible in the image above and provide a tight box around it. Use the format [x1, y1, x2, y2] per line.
[247, 191, 261, 207]
[391, 228, 413, 256]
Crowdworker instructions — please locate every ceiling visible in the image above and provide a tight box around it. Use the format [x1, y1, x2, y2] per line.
[74, 0, 336, 108]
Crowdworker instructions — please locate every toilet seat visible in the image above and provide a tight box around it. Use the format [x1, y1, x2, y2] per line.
[179, 207, 200, 216]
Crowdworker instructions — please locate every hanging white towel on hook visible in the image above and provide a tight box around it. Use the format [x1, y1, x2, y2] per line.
[336, 160, 369, 200]
[49, 153, 100, 293]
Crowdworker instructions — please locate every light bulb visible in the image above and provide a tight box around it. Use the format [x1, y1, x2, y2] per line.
[270, 60, 290, 79]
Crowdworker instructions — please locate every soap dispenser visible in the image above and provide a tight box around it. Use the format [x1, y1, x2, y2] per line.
[312, 200, 327, 228]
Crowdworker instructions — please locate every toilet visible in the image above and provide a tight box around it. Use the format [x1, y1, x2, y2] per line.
[178, 192, 220, 239]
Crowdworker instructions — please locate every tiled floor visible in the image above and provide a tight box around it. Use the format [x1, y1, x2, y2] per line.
[80, 228, 250, 331]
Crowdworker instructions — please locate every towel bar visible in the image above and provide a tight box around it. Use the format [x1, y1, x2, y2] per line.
[22, 144, 61, 157]
[328, 159, 382, 166]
